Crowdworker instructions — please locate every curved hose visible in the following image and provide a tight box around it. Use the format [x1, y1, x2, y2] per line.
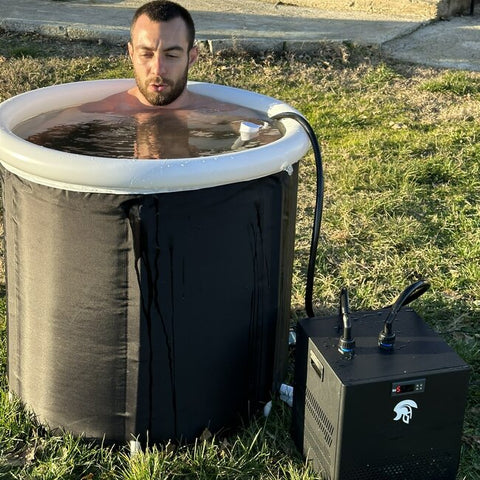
[384, 279, 431, 328]
[378, 279, 431, 351]
[271, 112, 324, 318]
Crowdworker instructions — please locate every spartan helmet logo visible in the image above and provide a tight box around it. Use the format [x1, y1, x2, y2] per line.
[393, 399, 418, 424]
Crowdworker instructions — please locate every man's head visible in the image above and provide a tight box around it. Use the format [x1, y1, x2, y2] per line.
[128, 1, 198, 107]
[130, 1, 195, 50]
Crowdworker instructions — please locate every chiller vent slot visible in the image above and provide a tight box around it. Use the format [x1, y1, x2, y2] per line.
[343, 451, 454, 480]
[305, 387, 335, 447]
[305, 420, 332, 470]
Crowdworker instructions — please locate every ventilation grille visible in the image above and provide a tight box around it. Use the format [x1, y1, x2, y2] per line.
[305, 386, 335, 447]
[342, 451, 456, 480]
[304, 421, 332, 474]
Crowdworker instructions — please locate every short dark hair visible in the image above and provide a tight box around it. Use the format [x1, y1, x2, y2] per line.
[130, 1, 196, 50]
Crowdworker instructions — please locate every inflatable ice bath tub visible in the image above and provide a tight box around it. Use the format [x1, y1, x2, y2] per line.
[0, 79, 309, 443]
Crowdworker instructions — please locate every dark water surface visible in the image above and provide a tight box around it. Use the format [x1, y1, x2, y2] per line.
[14, 107, 283, 159]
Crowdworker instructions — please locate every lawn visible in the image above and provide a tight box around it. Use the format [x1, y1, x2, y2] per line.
[0, 30, 479, 479]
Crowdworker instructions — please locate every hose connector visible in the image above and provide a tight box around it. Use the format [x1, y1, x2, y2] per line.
[337, 287, 355, 356]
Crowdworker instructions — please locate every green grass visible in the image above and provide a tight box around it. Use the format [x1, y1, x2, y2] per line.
[0, 30, 479, 479]
[421, 71, 480, 96]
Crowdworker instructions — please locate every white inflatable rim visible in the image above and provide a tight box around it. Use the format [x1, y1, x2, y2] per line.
[0, 79, 310, 193]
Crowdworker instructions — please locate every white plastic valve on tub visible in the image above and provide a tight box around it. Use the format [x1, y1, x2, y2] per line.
[239, 121, 265, 140]
[232, 121, 270, 150]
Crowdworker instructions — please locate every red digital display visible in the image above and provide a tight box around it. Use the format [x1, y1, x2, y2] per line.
[392, 379, 425, 396]
[397, 384, 415, 393]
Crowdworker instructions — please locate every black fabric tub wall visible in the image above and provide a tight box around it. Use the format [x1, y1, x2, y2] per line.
[1, 164, 299, 444]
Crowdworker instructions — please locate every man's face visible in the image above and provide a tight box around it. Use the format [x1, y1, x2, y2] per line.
[128, 15, 198, 106]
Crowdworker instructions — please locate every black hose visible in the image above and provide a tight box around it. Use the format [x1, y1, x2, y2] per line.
[271, 112, 324, 318]
[384, 279, 431, 328]
[378, 279, 431, 351]
[337, 287, 355, 355]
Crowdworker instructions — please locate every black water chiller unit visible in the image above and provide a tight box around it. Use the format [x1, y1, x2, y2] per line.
[292, 307, 470, 480]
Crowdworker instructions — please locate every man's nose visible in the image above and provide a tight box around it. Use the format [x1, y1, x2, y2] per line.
[151, 55, 166, 76]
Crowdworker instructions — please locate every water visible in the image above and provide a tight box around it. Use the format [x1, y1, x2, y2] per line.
[14, 106, 283, 159]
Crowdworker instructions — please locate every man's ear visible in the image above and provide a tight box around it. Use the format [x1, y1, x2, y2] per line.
[128, 41, 134, 60]
[188, 45, 199, 67]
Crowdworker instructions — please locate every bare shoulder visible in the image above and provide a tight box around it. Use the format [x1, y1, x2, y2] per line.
[185, 93, 265, 123]
[79, 91, 139, 114]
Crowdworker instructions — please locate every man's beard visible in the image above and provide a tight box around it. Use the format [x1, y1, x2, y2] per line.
[135, 68, 188, 106]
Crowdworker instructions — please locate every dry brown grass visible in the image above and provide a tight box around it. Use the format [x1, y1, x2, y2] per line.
[0, 29, 479, 479]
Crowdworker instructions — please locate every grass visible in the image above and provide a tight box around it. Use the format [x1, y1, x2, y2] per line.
[0, 30, 479, 479]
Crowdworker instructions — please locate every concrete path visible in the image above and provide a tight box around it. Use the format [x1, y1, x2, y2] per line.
[0, 0, 479, 71]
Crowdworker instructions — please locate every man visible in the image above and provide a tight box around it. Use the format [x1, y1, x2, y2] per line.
[82, 0, 205, 113]
[127, 0, 199, 108]
[23, 1, 280, 158]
